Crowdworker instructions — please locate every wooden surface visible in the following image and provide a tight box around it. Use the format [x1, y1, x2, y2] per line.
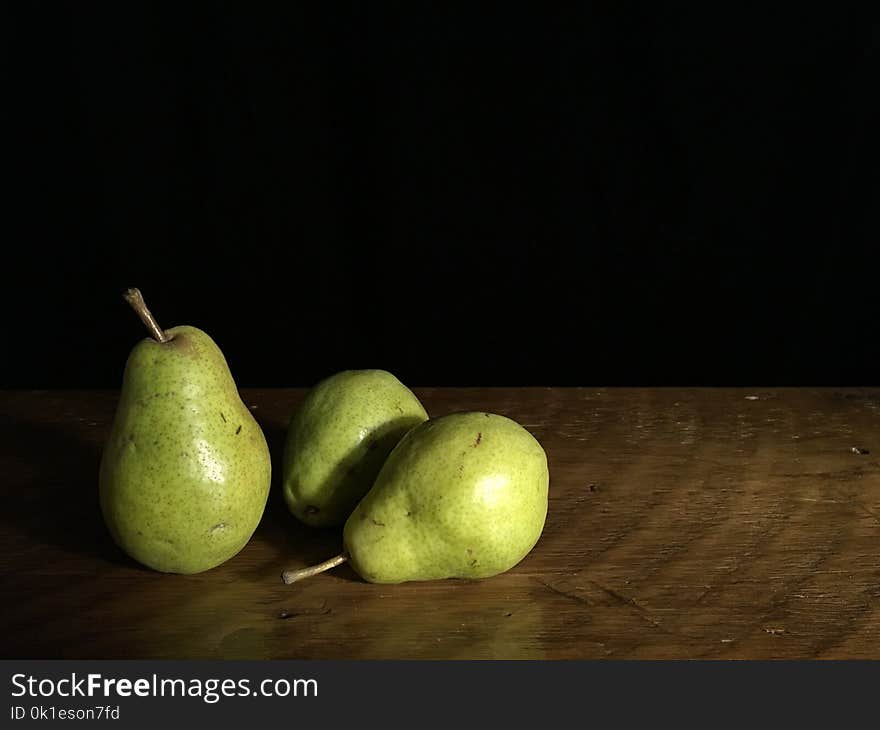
[3, 387, 880, 659]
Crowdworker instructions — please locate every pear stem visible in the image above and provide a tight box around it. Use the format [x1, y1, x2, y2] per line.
[123, 288, 168, 343]
[282, 553, 348, 585]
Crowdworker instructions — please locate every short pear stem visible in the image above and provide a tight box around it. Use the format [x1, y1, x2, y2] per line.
[123, 288, 168, 343]
[282, 553, 348, 585]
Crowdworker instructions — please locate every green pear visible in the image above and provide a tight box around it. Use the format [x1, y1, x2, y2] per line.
[282, 412, 549, 585]
[99, 289, 271, 574]
[282, 369, 428, 527]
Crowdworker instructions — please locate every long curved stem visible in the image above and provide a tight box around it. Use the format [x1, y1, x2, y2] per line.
[282, 553, 348, 585]
[123, 288, 168, 343]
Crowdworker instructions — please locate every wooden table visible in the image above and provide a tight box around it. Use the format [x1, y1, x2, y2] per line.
[3, 387, 880, 659]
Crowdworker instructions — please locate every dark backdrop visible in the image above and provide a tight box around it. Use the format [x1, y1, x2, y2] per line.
[5, 5, 878, 388]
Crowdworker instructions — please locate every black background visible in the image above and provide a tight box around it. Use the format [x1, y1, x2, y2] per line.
[5, 5, 879, 388]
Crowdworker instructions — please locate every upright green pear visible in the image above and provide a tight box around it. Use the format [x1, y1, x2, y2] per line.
[282, 369, 428, 527]
[99, 288, 271, 574]
[282, 412, 549, 585]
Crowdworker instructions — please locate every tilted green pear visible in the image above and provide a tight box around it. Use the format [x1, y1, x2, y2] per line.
[282, 411, 549, 585]
[282, 369, 428, 527]
[99, 289, 271, 574]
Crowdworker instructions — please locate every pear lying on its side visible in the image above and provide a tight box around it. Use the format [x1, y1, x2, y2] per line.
[283, 411, 549, 585]
[282, 369, 428, 527]
[99, 289, 271, 574]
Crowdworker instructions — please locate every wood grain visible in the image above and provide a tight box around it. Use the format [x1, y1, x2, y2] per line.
[3, 387, 880, 659]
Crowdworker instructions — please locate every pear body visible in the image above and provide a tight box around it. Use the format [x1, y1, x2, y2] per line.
[343, 412, 548, 584]
[282, 369, 428, 527]
[99, 326, 271, 574]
